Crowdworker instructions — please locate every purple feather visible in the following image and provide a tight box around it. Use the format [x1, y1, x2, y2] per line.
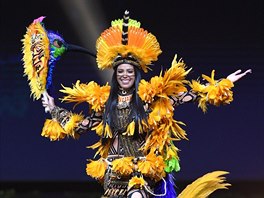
[153, 173, 177, 198]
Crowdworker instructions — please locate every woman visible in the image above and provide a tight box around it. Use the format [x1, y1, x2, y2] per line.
[41, 11, 251, 198]
[43, 61, 151, 197]
[42, 65, 250, 198]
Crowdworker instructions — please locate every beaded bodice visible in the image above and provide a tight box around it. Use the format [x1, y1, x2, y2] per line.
[109, 91, 145, 157]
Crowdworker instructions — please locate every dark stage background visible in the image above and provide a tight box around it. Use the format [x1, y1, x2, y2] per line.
[0, 0, 264, 197]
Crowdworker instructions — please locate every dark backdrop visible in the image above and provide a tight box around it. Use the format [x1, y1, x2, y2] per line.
[0, 0, 263, 192]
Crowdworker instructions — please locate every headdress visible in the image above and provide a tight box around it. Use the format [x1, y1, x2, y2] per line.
[96, 10, 162, 72]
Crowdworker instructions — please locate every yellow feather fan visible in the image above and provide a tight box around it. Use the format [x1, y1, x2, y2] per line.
[21, 17, 50, 100]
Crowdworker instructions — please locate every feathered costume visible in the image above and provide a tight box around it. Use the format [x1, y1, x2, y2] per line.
[22, 12, 234, 198]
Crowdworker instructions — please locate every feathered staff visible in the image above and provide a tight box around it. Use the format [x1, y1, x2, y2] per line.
[21, 16, 95, 101]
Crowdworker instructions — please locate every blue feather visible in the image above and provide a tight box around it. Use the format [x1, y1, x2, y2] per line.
[154, 173, 177, 198]
[46, 56, 56, 91]
[46, 31, 67, 92]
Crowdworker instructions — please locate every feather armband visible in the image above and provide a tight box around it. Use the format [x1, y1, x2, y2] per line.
[41, 119, 67, 141]
[190, 70, 234, 112]
[41, 113, 84, 141]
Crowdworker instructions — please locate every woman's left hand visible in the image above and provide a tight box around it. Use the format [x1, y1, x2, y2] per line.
[227, 69, 252, 83]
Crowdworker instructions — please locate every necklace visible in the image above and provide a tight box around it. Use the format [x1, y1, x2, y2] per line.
[118, 87, 135, 96]
[121, 89, 127, 95]
[117, 94, 132, 109]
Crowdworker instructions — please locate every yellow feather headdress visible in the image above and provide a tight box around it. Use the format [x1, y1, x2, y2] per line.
[96, 10, 162, 73]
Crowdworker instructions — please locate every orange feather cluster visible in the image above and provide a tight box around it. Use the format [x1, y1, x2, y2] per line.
[138, 55, 190, 160]
[96, 19, 161, 72]
[112, 157, 134, 176]
[86, 158, 107, 181]
[138, 152, 166, 181]
[190, 70, 234, 112]
[41, 114, 82, 141]
[41, 119, 67, 141]
[60, 80, 110, 112]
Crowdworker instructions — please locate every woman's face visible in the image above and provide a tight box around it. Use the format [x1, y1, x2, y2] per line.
[116, 63, 135, 90]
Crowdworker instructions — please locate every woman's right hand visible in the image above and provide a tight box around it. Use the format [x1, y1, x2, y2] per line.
[41, 90, 55, 113]
[226, 69, 252, 83]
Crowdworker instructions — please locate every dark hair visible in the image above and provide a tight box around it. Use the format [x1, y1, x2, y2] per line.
[103, 65, 147, 139]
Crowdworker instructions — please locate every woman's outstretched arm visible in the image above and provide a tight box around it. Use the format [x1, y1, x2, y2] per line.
[170, 69, 252, 107]
[41, 91, 102, 140]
